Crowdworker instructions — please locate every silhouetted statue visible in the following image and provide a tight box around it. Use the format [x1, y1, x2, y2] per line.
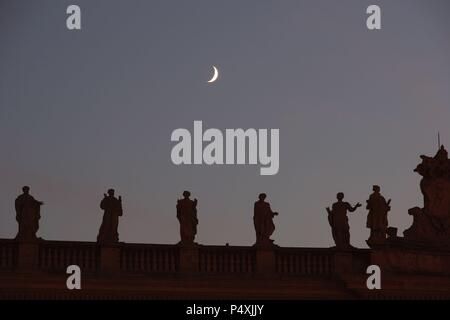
[176, 191, 198, 245]
[404, 145, 450, 245]
[326, 193, 361, 249]
[15, 186, 43, 242]
[253, 193, 278, 246]
[97, 189, 123, 244]
[366, 185, 391, 244]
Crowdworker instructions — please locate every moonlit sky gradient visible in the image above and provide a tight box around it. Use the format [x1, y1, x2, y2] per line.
[1, 0, 450, 248]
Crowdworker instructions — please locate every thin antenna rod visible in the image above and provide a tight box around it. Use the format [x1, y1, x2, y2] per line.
[438, 132, 441, 149]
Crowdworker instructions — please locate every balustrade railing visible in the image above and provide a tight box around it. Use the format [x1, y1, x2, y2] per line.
[199, 246, 255, 274]
[0, 240, 18, 270]
[120, 244, 179, 273]
[275, 248, 335, 275]
[38, 241, 99, 272]
[0, 239, 370, 277]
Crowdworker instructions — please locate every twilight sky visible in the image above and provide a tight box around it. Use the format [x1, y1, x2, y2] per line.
[1, 0, 450, 248]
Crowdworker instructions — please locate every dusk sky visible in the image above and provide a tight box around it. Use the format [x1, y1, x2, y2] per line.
[1, 0, 449, 248]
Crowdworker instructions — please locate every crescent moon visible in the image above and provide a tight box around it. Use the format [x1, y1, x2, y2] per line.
[207, 65, 219, 83]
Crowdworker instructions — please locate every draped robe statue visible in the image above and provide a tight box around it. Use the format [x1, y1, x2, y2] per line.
[15, 186, 43, 241]
[97, 189, 123, 244]
[326, 193, 361, 249]
[176, 191, 198, 245]
[366, 185, 391, 244]
[253, 193, 278, 246]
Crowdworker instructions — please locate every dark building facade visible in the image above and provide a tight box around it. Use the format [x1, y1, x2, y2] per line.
[1, 239, 450, 299]
[2, 147, 450, 299]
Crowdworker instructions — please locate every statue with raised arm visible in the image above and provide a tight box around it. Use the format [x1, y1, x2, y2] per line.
[15, 186, 43, 242]
[97, 189, 123, 244]
[326, 192, 361, 249]
[253, 193, 279, 246]
[366, 185, 391, 244]
[176, 191, 198, 245]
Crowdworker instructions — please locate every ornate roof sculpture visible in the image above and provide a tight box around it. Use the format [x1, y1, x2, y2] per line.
[404, 146, 450, 246]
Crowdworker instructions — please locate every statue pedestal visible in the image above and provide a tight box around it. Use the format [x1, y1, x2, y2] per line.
[334, 251, 353, 274]
[179, 244, 199, 274]
[255, 246, 275, 276]
[100, 245, 121, 274]
[17, 242, 39, 271]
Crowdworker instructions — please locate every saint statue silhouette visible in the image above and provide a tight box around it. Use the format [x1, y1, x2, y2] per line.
[253, 193, 279, 246]
[97, 189, 123, 244]
[326, 192, 361, 249]
[176, 191, 198, 245]
[15, 186, 43, 242]
[366, 185, 391, 244]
